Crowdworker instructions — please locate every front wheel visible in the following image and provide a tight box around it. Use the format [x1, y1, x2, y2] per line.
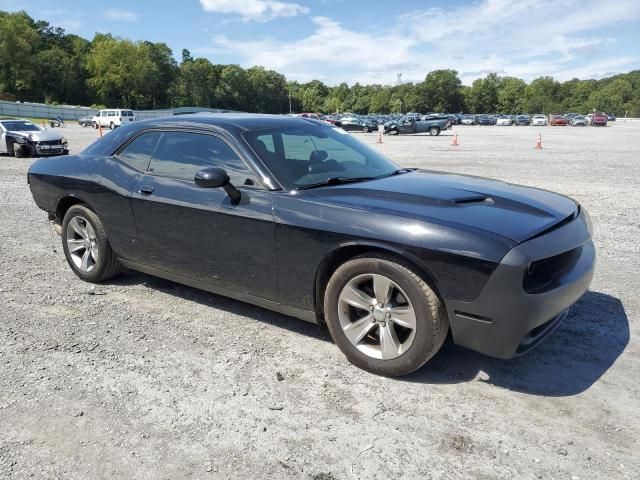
[324, 255, 449, 377]
[13, 143, 27, 158]
[109, 122, 115, 130]
[62, 205, 122, 283]
[363, 126, 369, 133]
[429, 126, 440, 136]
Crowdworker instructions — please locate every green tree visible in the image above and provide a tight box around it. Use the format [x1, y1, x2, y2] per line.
[301, 80, 329, 112]
[419, 69, 464, 112]
[369, 87, 391, 113]
[0, 11, 40, 96]
[497, 77, 526, 113]
[523, 76, 562, 114]
[588, 79, 633, 115]
[466, 73, 501, 113]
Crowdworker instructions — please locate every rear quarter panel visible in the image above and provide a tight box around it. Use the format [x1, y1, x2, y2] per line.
[28, 155, 141, 258]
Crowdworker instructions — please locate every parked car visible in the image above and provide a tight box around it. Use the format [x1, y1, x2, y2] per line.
[569, 115, 588, 126]
[549, 114, 568, 126]
[460, 114, 477, 125]
[336, 116, 378, 133]
[606, 113, 616, 122]
[384, 114, 451, 136]
[27, 114, 595, 376]
[78, 116, 93, 128]
[496, 115, 513, 126]
[514, 114, 530, 126]
[591, 112, 608, 127]
[0, 118, 68, 157]
[92, 109, 136, 130]
[476, 115, 496, 125]
[531, 114, 548, 126]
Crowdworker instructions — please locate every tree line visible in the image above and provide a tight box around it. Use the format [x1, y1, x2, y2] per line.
[1, 10, 639, 116]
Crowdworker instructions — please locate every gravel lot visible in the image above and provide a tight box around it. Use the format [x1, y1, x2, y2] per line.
[1, 121, 638, 479]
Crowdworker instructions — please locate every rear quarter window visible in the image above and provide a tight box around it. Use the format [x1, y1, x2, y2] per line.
[116, 131, 161, 171]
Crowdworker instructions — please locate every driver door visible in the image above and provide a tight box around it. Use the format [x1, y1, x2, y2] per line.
[398, 117, 414, 134]
[130, 130, 278, 301]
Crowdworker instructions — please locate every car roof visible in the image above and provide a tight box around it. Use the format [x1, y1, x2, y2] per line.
[137, 113, 322, 132]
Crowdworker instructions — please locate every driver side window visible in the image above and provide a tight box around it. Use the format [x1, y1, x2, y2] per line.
[148, 132, 256, 186]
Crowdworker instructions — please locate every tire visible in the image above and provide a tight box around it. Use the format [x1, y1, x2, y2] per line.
[363, 126, 369, 133]
[388, 129, 399, 135]
[428, 126, 440, 136]
[324, 254, 449, 377]
[109, 122, 115, 130]
[61, 205, 122, 283]
[93, 122, 98, 129]
[13, 143, 26, 158]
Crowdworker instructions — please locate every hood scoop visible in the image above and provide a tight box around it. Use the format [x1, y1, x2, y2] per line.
[454, 195, 494, 205]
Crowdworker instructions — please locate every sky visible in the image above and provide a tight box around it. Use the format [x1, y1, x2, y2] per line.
[3, 0, 640, 86]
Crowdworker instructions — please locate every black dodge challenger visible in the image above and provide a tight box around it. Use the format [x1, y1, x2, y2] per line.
[28, 114, 595, 376]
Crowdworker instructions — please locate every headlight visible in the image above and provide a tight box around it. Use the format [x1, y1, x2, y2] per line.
[61, 137, 68, 144]
[15, 136, 27, 144]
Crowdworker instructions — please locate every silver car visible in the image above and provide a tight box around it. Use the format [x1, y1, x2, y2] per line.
[570, 115, 588, 126]
[0, 118, 68, 157]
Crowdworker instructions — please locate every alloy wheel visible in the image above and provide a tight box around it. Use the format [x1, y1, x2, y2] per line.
[66, 216, 99, 273]
[337, 273, 417, 360]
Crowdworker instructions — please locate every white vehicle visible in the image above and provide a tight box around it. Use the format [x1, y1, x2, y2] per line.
[92, 109, 136, 130]
[496, 115, 513, 126]
[531, 114, 548, 126]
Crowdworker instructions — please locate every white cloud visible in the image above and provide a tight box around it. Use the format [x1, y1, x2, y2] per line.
[104, 8, 140, 22]
[199, 0, 309, 22]
[199, 0, 640, 85]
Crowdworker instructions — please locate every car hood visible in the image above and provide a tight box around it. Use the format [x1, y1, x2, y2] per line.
[8, 129, 63, 141]
[302, 170, 578, 243]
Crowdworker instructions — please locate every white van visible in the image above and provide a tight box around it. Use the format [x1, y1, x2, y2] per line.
[92, 109, 136, 129]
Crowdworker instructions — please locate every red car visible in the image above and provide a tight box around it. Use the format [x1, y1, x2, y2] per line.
[549, 114, 567, 126]
[591, 112, 608, 126]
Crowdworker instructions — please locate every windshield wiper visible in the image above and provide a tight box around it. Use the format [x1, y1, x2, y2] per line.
[297, 176, 377, 190]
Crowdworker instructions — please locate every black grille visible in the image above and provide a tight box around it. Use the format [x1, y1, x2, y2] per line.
[38, 140, 62, 146]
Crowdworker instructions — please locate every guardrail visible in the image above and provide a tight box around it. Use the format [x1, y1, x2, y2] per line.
[0, 101, 229, 121]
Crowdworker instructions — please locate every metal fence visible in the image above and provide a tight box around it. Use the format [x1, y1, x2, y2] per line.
[0, 101, 231, 121]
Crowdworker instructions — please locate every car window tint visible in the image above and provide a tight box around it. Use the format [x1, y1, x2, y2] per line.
[310, 135, 366, 165]
[245, 126, 396, 189]
[256, 134, 275, 153]
[282, 134, 315, 161]
[117, 131, 161, 171]
[149, 131, 254, 185]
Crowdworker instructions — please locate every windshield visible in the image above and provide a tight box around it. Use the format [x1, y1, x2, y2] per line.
[244, 124, 398, 189]
[1, 120, 42, 132]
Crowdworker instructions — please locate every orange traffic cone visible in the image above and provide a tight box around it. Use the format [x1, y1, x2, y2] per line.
[535, 133, 542, 149]
[451, 131, 459, 146]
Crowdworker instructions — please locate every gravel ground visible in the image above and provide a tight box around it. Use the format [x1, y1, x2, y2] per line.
[0, 121, 638, 479]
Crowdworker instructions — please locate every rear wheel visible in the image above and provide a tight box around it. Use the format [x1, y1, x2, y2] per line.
[62, 205, 122, 283]
[324, 255, 448, 377]
[109, 122, 115, 130]
[429, 126, 440, 136]
[363, 126, 369, 133]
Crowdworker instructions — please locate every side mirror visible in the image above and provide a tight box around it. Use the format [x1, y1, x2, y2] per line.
[195, 167, 229, 188]
[194, 167, 241, 204]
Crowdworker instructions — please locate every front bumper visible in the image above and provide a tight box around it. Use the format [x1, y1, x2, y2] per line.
[446, 208, 595, 358]
[27, 142, 68, 156]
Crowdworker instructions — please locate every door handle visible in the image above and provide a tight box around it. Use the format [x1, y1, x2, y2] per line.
[139, 185, 155, 195]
